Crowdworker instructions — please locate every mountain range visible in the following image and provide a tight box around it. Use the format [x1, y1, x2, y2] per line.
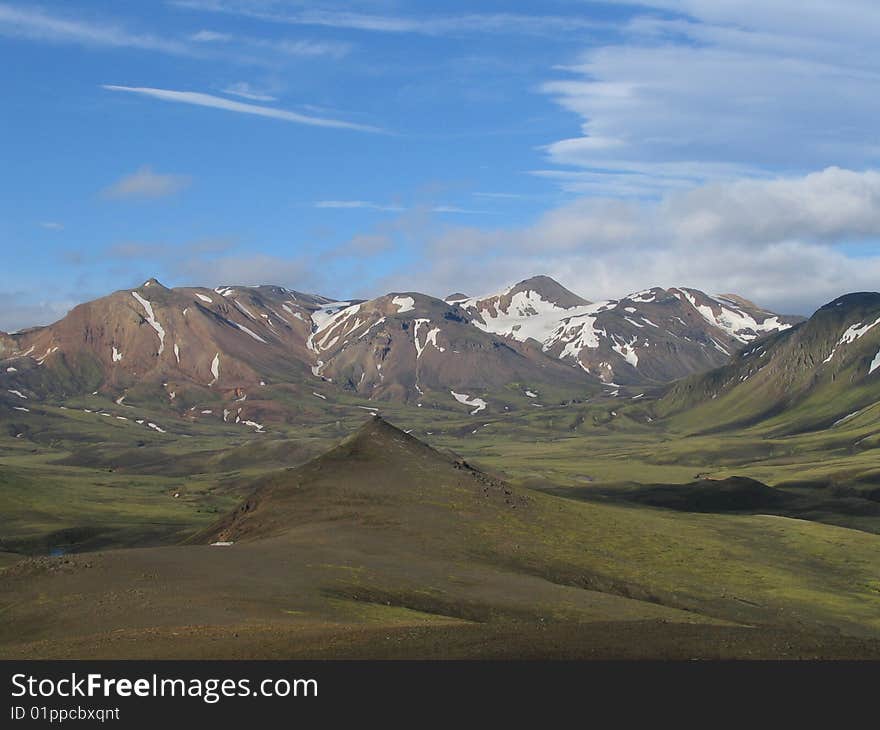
[0, 275, 803, 423]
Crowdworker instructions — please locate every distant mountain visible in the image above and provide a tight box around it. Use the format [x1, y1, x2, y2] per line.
[659, 292, 880, 433]
[0, 275, 800, 421]
[306, 290, 586, 403]
[456, 278, 801, 386]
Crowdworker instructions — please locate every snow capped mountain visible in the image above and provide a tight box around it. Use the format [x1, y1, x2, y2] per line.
[453, 280, 801, 385]
[0, 276, 802, 422]
[452, 275, 592, 344]
[304, 290, 586, 402]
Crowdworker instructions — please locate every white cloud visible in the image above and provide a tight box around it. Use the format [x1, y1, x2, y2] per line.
[190, 29, 231, 42]
[0, 4, 352, 65]
[171, 1, 610, 37]
[315, 200, 406, 212]
[0, 3, 189, 54]
[540, 1, 880, 196]
[378, 168, 880, 315]
[662, 167, 880, 245]
[101, 166, 192, 200]
[221, 82, 277, 102]
[39, 221, 64, 231]
[473, 192, 531, 200]
[313, 200, 488, 214]
[103, 85, 384, 133]
[250, 37, 351, 59]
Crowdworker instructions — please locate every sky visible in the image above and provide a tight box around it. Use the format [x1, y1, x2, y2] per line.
[3, 0, 880, 331]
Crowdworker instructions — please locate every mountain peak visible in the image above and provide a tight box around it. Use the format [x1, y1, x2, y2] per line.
[343, 415, 435, 455]
[507, 275, 591, 308]
[715, 293, 761, 310]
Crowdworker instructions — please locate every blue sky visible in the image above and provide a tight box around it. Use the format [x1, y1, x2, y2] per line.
[3, 1, 880, 330]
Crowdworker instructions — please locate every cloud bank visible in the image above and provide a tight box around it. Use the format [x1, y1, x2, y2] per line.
[377, 167, 880, 315]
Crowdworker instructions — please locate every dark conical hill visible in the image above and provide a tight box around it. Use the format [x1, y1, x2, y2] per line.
[197, 417, 524, 544]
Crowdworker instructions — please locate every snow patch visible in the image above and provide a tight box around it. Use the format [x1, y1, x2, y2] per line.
[232, 322, 268, 343]
[676, 288, 790, 343]
[131, 291, 166, 355]
[466, 288, 597, 344]
[825, 316, 880, 363]
[833, 410, 863, 427]
[627, 289, 656, 303]
[450, 390, 487, 415]
[392, 296, 415, 313]
[234, 299, 257, 320]
[413, 319, 444, 359]
[610, 336, 639, 368]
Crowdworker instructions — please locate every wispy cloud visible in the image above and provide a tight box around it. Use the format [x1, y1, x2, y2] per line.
[313, 200, 488, 214]
[0, 4, 352, 65]
[103, 85, 384, 133]
[0, 2, 190, 54]
[538, 2, 880, 196]
[170, 1, 609, 37]
[39, 221, 64, 231]
[189, 29, 231, 42]
[472, 192, 534, 201]
[250, 37, 351, 59]
[315, 200, 406, 212]
[191, 28, 351, 58]
[221, 81, 277, 102]
[101, 166, 192, 200]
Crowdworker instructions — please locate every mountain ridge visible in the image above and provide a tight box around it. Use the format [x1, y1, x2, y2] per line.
[658, 291, 880, 433]
[0, 275, 803, 422]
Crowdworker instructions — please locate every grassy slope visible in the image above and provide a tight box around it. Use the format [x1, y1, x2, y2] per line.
[4, 381, 880, 552]
[2, 419, 880, 659]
